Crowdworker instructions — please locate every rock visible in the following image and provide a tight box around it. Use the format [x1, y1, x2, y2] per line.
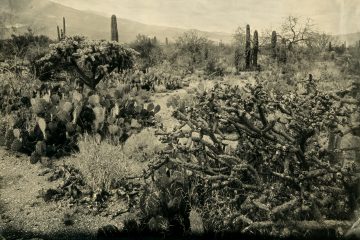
[63, 213, 74, 226]
[4, 129, 14, 149]
[10, 139, 22, 152]
[130, 119, 142, 129]
[35, 141, 47, 156]
[30, 152, 41, 164]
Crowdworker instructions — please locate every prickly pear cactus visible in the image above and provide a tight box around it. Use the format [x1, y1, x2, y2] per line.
[0, 79, 161, 160]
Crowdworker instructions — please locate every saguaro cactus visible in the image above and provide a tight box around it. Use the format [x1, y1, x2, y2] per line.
[63, 17, 66, 37]
[234, 47, 241, 73]
[57, 26, 61, 41]
[165, 37, 168, 45]
[328, 41, 333, 51]
[111, 15, 119, 42]
[56, 17, 66, 41]
[271, 31, 277, 59]
[245, 24, 251, 70]
[278, 38, 287, 63]
[252, 30, 259, 69]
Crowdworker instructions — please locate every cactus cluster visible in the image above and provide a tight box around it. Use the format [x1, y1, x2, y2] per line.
[0, 79, 160, 161]
[156, 82, 359, 236]
[242, 24, 260, 70]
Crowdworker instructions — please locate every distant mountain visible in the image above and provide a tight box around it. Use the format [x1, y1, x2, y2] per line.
[0, 0, 234, 43]
[334, 32, 360, 47]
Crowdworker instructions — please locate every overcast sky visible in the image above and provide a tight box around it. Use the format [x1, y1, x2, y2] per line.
[50, 0, 360, 34]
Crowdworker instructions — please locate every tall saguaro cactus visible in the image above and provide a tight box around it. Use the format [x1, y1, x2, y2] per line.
[111, 15, 119, 42]
[278, 38, 287, 64]
[252, 30, 259, 69]
[245, 24, 251, 70]
[63, 17, 66, 37]
[56, 17, 66, 41]
[271, 30, 277, 59]
[57, 26, 61, 41]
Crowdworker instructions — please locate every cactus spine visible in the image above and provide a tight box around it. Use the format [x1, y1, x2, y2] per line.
[245, 24, 251, 70]
[252, 30, 259, 69]
[271, 31, 277, 59]
[111, 15, 119, 42]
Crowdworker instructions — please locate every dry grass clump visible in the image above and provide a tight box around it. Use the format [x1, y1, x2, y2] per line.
[69, 128, 164, 192]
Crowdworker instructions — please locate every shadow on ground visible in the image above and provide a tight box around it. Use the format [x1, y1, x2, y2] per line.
[1, 225, 357, 240]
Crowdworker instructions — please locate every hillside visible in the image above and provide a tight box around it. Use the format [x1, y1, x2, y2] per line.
[334, 32, 360, 46]
[0, 0, 233, 43]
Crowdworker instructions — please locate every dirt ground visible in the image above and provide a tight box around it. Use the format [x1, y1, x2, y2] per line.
[0, 149, 135, 240]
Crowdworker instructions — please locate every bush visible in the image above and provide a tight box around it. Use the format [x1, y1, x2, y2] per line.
[70, 134, 148, 192]
[130, 34, 163, 71]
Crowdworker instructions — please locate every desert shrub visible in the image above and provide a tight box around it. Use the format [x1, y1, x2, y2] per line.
[112, 62, 186, 91]
[130, 34, 163, 71]
[70, 134, 147, 192]
[205, 57, 226, 77]
[122, 128, 165, 162]
[0, 28, 52, 61]
[156, 82, 359, 237]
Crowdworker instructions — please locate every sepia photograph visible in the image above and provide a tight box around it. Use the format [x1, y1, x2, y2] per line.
[0, 0, 359, 239]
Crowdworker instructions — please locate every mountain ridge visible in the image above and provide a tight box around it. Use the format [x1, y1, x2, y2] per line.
[0, 0, 234, 43]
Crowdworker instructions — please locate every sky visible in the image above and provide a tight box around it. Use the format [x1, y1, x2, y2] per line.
[50, 0, 360, 35]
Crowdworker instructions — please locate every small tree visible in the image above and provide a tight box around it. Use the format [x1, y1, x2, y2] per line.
[176, 30, 209, 64]
[280, 16, 316, 50]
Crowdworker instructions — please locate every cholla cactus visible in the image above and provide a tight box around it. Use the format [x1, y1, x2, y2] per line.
[271, 31, 277, 59]
[252, 30, 259, 69]
[245, 24, 251, 70]
[111, 15, 119, 42]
